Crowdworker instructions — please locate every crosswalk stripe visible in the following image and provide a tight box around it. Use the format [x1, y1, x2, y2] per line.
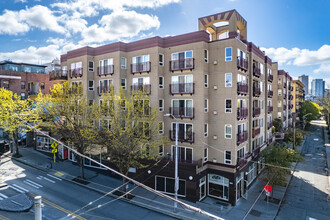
[0, 192, 8, 199]
[0, 197, 3, 200]
[9, 185, 25, 193]
[12, 184, 29, 192]
[47, 174, 62, 181]
[24, 180, 40, 189]
[36, 176, 42, 180]
[26, 179, 43, 188]
[40, 176, 55, 183]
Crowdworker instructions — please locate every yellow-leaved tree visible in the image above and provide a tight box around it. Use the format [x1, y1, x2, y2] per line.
[0, 88, 40, 157]
[36, 82, 101, 179]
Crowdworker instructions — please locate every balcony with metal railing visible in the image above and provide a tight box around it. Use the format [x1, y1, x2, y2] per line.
[268, 90, 273, 98]
[98, 65, 114, 76]
[131, 62, 151, 74]
[237, 56, 248, 71]
[70, 68, 83, 78]
[170, 107, 194, 119]
[268, 74, 273, 82]
[237, 108, 248, 120]
[268, 121, 273, 130]
[131, 84, 151, 94]
[97, 86, 111, 96]
[236, 153, 251, 170]
[169, 83, 194, 95]
[237, 131, 248, 145]
[170, 130, 194, 143]
[49, 70, 68, 81]
[253, 65, 261, 77]
[289, 95, 293, 100]
[268, 106, 273, 114]
[252, 127, 260, 138]
[237, 82, 248, 95]
[283, 105, 287, 110]
[253, 107, 261, 117]
[170, 58, 194, 72]
[253, 86, 261, 97]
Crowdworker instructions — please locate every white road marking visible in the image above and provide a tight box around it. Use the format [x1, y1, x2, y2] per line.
[12, 184, 29, 192]
[26, 179, 43, 188]
[36, 176, 42, 180]
[47, 174, 62, 181]
[39, 176, 55, 183]
[313, 138, 319, 141]
[0, 193, 8, 199]
[24, 180, 43, 189]
[9, 185, 25, 193]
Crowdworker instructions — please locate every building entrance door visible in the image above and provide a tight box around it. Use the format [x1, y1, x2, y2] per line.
[199, 176, 206, 201]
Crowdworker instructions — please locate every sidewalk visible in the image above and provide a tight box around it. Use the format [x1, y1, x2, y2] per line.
[4, 146, 292, 220]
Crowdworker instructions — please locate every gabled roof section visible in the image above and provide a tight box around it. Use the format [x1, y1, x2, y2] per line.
[198, 9, 247, 28]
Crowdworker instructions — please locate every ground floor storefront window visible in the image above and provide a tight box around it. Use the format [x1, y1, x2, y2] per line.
[247, 163, 257, 186]
[155, 175, 186, 197]
[208, 174, 229, 200]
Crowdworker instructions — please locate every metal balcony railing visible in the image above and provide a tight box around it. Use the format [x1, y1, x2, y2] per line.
[70, 68, 83, 78]
[237, 108, 248, 120]
[253, 107, 261, 117]
[253, 87, 261, 97]
[170, 58, 194, 71]
[253, 65, 261, 77]
[237, 82, 248, 95]
[131, 84, 151, 94]
[170, 130, 194, 143]
[237, 131, 248, 145]
[49, 70, 68, 81]
[98, 65, 114, 76]
[131, 62, 151, 74]
[268, 106, 273, 114]
[268, 74, 273, 82]
[252, 126, 260, 138]
[169, 83, 194, 95]
[170, 107, 194, 119]
[268, 90, 273, 98]
[237, 57, 248, 71]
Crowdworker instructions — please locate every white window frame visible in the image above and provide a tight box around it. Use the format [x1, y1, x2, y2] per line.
[88, 61, 94, 72]
[204, 148, 208, 162]
[159, 54, 164, 66]
[204, 99, 208, 113]
[225, 124, 232, 139]
[224, 151, 231, 165]
[159, 76, 164, 89]
[225, 99, 232, 113]
[204, 49, 209, 63]
[225, 73, 232, 87]
[121, 78, 126, 90]
[204, 74, 208, 88]
[171, 122, 193, 141]
[159, 122, 164, 135]
[155, 175, 186, 197]
[204, 123, 208, 137]
[159, 145, 164, 156]
[159, 99, 164, 112]
[171, 145, 193, 162]
[225, 47, 232, 62]
[171, 50, 193, 60]
[88, 80, 94, 91]
[121, 57, 127, 69]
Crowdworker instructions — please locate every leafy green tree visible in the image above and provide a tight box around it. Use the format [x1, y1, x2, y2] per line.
[273, 118, 283, 132]
[261, 144, 304, 192]
[37, 82, 101, 179]
[284, 129, 305, 149]
[300, 101, 320, 122]
[0, 88, 40, 157]
[97, 89, 167, 190]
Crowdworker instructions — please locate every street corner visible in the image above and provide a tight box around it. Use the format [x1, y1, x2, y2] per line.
[0, 193, 33, 212]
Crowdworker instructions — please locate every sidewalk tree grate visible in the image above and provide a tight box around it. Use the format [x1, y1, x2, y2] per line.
[250, 209, 261, 217]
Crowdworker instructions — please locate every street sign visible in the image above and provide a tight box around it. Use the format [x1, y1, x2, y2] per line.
[264, 184, 272, 193]
[51, 142, 58, 149]
[52, 148, 58, 153]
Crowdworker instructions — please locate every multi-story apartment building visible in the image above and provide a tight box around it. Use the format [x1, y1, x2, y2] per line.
[292, 80, 305, 114]
[59, 9, 287, 206]
[272, 69, 293, 131]
[0, 60, 55, 99]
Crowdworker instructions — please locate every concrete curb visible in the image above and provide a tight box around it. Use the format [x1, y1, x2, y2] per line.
[7, 154, 191, 220]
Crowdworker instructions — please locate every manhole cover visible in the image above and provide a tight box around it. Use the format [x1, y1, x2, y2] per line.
[250, 209, 261, 217]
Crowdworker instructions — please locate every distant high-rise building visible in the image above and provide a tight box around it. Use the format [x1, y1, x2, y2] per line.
[298, 74, 309, 95]
[311, 79, 325, 97]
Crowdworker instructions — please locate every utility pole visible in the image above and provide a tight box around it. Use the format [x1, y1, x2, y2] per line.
[34, 196, 42, 220]
[164, 113, 179, 212]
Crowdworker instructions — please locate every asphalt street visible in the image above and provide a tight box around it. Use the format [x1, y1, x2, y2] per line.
[276, 120, 330, 220]
[0, 156, 174, 220]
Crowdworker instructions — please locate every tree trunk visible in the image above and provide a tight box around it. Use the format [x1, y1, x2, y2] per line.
[79, 155, 85, 179]
[13, 133, 19, 156]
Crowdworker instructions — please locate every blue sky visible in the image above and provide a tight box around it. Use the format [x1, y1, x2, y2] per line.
[0, 0, 329, 87]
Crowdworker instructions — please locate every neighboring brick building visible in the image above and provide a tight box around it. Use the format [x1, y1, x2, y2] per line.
[59, 9, 293, 205]
[0, 61, 56, 99]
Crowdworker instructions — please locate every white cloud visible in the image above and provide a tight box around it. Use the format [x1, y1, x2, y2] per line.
[0, 44, 61, 64]
[0, 10, 30, 35]
[314, 62, 330, 74]
[0, 6, 64, 35]
[14, 0, 27, 3]
[80, 10, 160, 44]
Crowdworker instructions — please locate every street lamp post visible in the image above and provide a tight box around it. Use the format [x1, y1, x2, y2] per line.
[164, 113, 179, 212]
